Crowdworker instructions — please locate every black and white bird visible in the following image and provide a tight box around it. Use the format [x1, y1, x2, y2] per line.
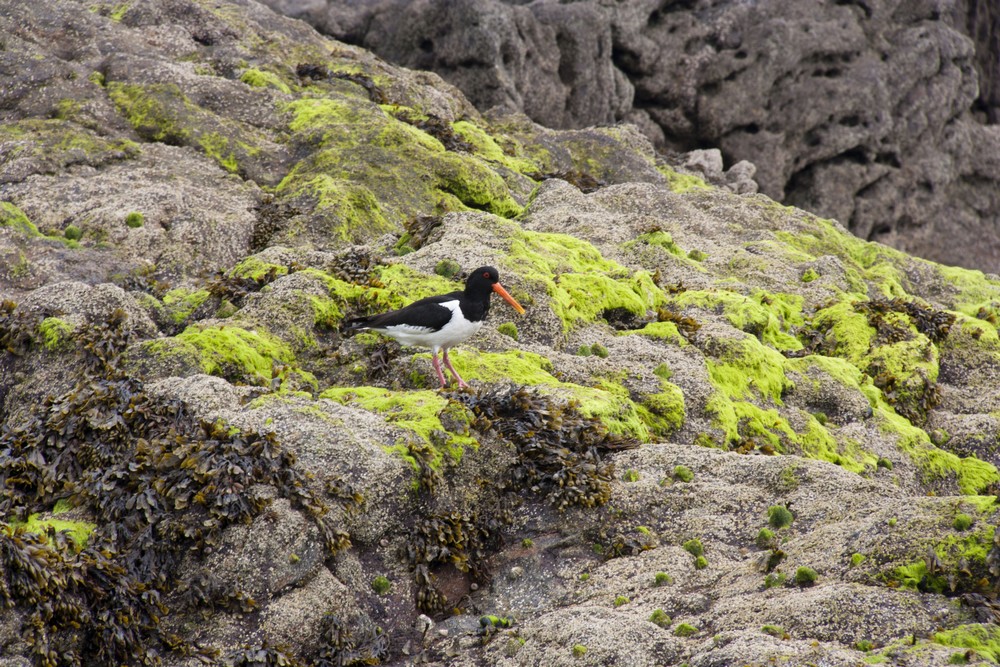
[344, 266, 525, 389]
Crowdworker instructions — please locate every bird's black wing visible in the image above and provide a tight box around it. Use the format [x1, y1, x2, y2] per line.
[352, 291, 462, 331]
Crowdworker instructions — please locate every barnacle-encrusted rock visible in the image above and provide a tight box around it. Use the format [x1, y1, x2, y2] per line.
[4, 1, 1000, 666]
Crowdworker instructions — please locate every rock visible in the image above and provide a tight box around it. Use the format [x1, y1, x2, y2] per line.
[279, 0, 1000, 272]
[4, 2, 1000, 666]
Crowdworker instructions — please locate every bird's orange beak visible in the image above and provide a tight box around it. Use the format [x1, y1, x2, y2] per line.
[493, 283, 526, 315]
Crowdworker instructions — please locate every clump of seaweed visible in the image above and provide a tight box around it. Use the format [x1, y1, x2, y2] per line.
[855, 297, 955, 345]
[398, 215, 444, 253]
[223, 643, 301, 667]
[656, 307, 701, 341]
[405, 509, 506, 614]
[208, 262, 303, 310]
[459, 386, 638, 510]
[314, 614, 389, 667]
[0, 308, 354, 665]
[295, 63, 387, 104]
[1, 298, 46, 356]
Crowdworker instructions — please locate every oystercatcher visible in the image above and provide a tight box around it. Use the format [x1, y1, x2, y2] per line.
[345, 266, 525, 388]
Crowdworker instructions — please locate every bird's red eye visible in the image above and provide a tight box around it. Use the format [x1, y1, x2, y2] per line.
[482, 271, 490, 278]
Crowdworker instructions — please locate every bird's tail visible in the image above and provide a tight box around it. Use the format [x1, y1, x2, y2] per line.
[342, 316, 371, 332]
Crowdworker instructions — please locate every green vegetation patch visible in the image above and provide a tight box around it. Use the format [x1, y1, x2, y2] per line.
[108, 81, 262, 174]
[320, 387, 478, 473]
[508, 226, 668, 331]
[174, 323, 297, 385]
[1, 201, 80, 248]
[657, 165, 711, 193]
[276, 96, 522, 241]
[671, 289, 803, 351]
[8, 513, 96, 550]
[161, 288, 211, 324]
[933, 624, 1000, 662]
[37, 317, 75, 351]
[240, 67, 292, 94]
[446, 349, 684, 441]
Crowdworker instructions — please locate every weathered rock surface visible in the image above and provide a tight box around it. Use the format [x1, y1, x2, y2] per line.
[3, 1, 1000, 666]
[274, 0, 1000, 273]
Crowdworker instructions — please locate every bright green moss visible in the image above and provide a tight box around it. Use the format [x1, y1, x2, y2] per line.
[198, 132, 238, 173]
[63, 224, 82, 241]
[682, 538, 704, 557]
[277, 97, 522, 238]
[794, 566, 818, 586]
[671, 289, 803, 351]
[176, 324, 297, 385]
[107, 81, 260, 174]
[10, 513, 96, 550]
[801, 268, 820, 282]
[954, 513, 974, 531]
[447, 349, 661, 441]
[373, 264, 459, 307]
[0, 201, 80, 248]
[497, 322, 519, 341]
[774, 215, 909, 297]
[240, 68, 292, 94]
[937, 264, 1000, 317]
[622, 230, 686, 257]
[451, 120, 541, 175]
[125, 211, 144, 228]
[875, 406, 998, 495]
[1, 201, 41, 236]
[321, 386, 477, 472]
[37, 317, 74, 351]
[657, 165, 711, 193]
[621, 321, 686, 345]
[228, 256, 291, 281]
[706, 337, 793, 403]
[768, 505, 794, 529]
[674, 623, 698, 637]
[507, 226, 668, 331]
[639, 381, 686, 438]
[161, 288, 210, 324]
[933, 625, 1000, 662]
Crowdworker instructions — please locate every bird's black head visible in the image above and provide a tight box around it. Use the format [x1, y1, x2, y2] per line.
[466, 266, 500, 291]
[464, 266, 526, 315]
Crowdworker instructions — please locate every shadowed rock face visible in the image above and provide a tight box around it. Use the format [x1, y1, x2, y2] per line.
[269, 0, 1000, 272]
[6, 1, 1000, 666]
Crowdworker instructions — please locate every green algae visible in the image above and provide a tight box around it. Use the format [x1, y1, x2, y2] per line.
[174, 324, 297, 385]
[445, 349, 679, 440]
[657, 165, 711, 193]
[0, 201, 80, 248]
[620, 321, 686, 345]
[508, 227, 667, 331]
[670, 289, 803, 351]
[240, 67, 292, 94]
[276, 96, 523, 239]
[933, 624, 1000, 662]
[319, 386, 477, 472]
[162, 288, 211, 324]
[451, 120, 541, 175]
[108, 81, 260, 174]
[10, 513, 96, 550]
[706, 337, 793, 403]
[37, 317, 75, 351]
[773, 215, 910, 297]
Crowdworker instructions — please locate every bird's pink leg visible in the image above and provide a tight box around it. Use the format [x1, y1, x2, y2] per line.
[430, 351, 448, 388]
[442, 349, 470, 389]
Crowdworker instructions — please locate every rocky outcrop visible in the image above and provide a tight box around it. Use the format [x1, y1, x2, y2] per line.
[272, 0, 1000, 273]
[4, 1, 1000, 666]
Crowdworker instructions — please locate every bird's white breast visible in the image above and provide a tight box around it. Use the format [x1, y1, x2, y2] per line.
[383, 300, 483, 351]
